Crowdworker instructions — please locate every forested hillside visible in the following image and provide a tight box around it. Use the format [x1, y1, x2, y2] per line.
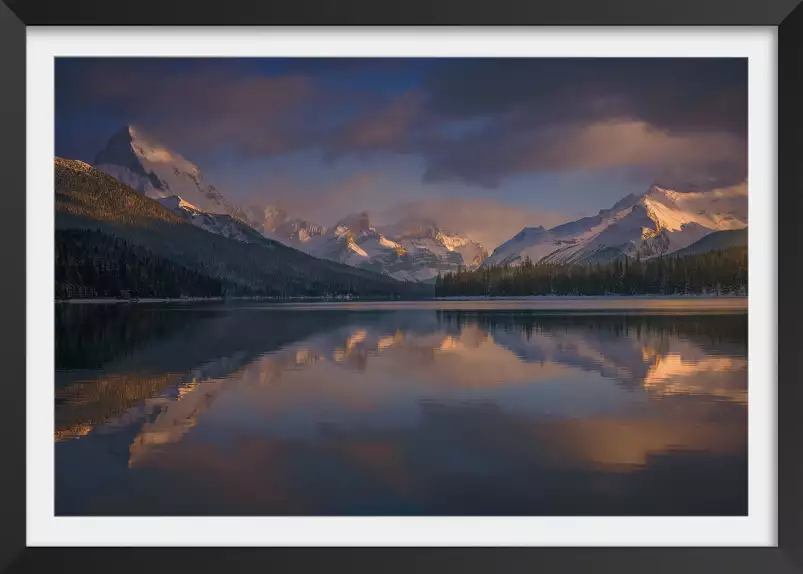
[55, 158, 430, 299]
[435, 246, 747, 297]
[56, 228, 232, 299]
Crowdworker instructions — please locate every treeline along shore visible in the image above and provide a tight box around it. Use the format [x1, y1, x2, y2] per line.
[434, 246, 747, 297]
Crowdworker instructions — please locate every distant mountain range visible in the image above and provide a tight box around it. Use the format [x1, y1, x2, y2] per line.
[56, 124, 748, 298]
[255, 210, 488, 282]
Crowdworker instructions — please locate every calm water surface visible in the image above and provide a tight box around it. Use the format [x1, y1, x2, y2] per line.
[55, 299, 748, 515]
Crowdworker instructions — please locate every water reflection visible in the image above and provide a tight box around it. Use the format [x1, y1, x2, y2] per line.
[55, 303, 747, 516]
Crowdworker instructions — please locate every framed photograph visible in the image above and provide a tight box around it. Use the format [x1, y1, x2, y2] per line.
[1, 0, 798, 572]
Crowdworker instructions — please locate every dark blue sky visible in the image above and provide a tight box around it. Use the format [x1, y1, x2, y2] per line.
[55, 57, 747, 248]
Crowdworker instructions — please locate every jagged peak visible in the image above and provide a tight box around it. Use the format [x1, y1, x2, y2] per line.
[100, 124, 158, 152]
[94, 124, 200, 178]
[336, 211, 373, 234]
[94, 126, 137, 167]
[598, 192, 644, 217]
[112, 124, 159, 147]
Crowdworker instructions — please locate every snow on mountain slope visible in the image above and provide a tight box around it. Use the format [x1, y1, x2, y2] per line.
[330, 214, 489, 281]
[304, 212, 412, 275]
[94, 125, 249, 221]
[92, 125, 277, 245]
[483, 184, 747, 267]
[264, 211, 488, 282]
[156, 195, 267, 244]
[379, 217, 489, 271]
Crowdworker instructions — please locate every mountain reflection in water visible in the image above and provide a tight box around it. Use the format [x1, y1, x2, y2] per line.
[55, 302, 747, 516]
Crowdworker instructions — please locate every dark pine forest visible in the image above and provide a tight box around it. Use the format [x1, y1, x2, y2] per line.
[434, 246, 748, 297]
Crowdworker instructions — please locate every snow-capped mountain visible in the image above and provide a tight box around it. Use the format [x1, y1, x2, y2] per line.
[93, 125, 288, 246]
[315, 212, 408, 270]
[322, 213, 488, 281]
[94, 125, 251, 217]
[379, 217, 489, 271]
[265, 211, 488, 282]
[482, 184, 747, 267]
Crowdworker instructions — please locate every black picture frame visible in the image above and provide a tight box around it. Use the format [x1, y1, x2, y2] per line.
[0, 1, 797, 572]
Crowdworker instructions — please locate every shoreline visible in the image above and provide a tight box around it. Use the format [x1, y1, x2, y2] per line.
[56, 294, 748, 305]
[56, 296, 368, 304]
[432, 295, 748, 303]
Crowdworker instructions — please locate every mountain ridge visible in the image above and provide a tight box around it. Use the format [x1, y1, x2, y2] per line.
[482, 183, 747, 267]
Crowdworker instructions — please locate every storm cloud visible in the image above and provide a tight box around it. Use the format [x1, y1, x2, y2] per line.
[412, 58, 747, 188]
[56, 57, 748, 238]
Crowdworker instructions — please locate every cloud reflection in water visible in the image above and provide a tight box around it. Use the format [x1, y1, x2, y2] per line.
[55, 306, 747, 516]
